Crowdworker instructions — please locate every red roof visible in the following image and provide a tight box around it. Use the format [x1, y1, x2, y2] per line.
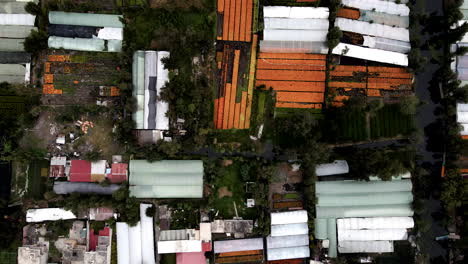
[88, 227, 110, 251]
[69, 160, 92, 182]
[176, 252, 206, 264]
[202, 242, 212, 252]
[108, 163, 128, 183]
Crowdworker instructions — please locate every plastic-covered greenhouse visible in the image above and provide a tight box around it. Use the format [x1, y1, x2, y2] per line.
[0, 51, 30, 63]
[48, 36, 105, 51]
[49, 11, 123, 28]
[260, 40, 328, 54]
[336, 18, 409, 42]
[0, 14, 35, 26]
[332, 43, 408, 66]
[0, 25, 35, 38]
[264, 17, 328, 30]
[360, 10, 409, 28]
[341, 0, 410, 16]
[0, 2, 27, 14]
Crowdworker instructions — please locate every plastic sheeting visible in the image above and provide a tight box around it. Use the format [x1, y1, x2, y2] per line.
[338, 228, 408, 241]
[140, 204, 156, 263]
[260, 40, 329, 54]
[97, 27, 123, 40]
[0, 2, 27, 14]
[48, 24, 98, 38]
[359, 10, 409, 28]
[0, 63, 25, 76]
[337, 217, 414, 230]
[328, 218, 337, 258]
[271, 223, 309, 237]
[457, 56, 468, 68]
[214, 238, 264, 253]
[267, 246, 310, 261]
[336, 18, 409, 42]
[107, 39, 122, 52]
[157, 240, 202, 254]
[156, 51, 170, 130]
[129, 222, 143, 264]
[48, 36, 105, 51]
[341, 0, 410, 16]
[314, 218, 328, 239]
[317, 192, 413, 207]
[338, 241, 394, 253]
[264, 6, 329, 19]
[53, 181, 120, 195]
[0, 25, 35, 38]
[316, 160, 349, 176]
[267, 235, 309, 249]
[271, 210, 308, 225]
[316, 204, 414, 218]
[0, 14, 35, 26]
[26, 208, 76, 222]
[316, 179, 412, 194]
[264, 17, 329, 30]
[117, 223, 130, 264]
[332, 43, 408, 66]
[457, 103, 468, 123]
[264, 29, 328, 42]
[363, 36, 411, 54]
[49, 11, 123, 28]
[0, 38, 24, 51]
[0, 51, 30, 63]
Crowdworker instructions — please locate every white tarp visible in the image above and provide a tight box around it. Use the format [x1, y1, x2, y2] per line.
[336, 18, 409, 42]
[338, 228, 408, 241]
[341, 0, 410, 16]
[332, 43, 408, 66]
[97, 27, 123, 40]
[129, 222, 143, 264]
[264, 6, 329, 19]
[0, 14, 35, 26]
[156, 51, 170, 130]
[26, 208, 76, 222]
[271, 210, 308, 225]
[316, 160, 349, 176]
[363, 36, 411, 54]
[140, 204, 155, 263]
[338, 241, 394, 253]
[267, 246, 310, 261]
[264, 18, 329, 30]
[264, 29, 328, 42]
[157, 240, 202, 254]
[458, 103, 468, 124]
[337, 217, 414, 230]
[271, 223, 309, 237]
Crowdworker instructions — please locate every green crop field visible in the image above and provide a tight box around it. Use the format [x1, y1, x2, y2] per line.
[370, 104, 414, 139]
[26, 160, 49, 199]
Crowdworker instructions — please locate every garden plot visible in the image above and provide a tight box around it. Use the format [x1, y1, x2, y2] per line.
[269, 163, 304, 210]
[42, 51, 120, 105]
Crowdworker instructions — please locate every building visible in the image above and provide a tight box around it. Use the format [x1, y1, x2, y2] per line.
[116, 204, 156, 264]
[89, 207, 115, 221]
[17, 241, 49, 264]
[158, 229, 202, 254]
[69, 160, 107, 182]
[132, 51, 170, 135]
[331, 0, 410, 66]
[108, 163, 128, 183]
[315, 160, 349, 177]
[47, 11, 123, 52]
[267, 210, 310, 261]
[129, 160, 204, 198]
[53, 181, 121, 195]
[211, 219, 254, 238]
[314, 179, 414, 258]
[261, 6, 329, 54]
[213, 238, 264, 264]
[26, 208, 77, 223]
[49, 156, 67, 178]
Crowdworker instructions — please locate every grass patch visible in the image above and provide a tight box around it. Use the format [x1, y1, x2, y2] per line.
[283, 193, 300, 199]
[370, 104, 414, 139]
[26, 160, 49, 199]
[160, 254, 176, 264]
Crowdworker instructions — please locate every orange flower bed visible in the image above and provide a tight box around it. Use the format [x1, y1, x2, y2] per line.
[258, 58, 326, 67]
[47, 55, 70, 62]
[257, 80, 325, 92]
[45, 62, 51, 73]
[44, 74, 54, 84]
[368, 66, 409, 73]
[276, 102, 320, 109]
[368, 78, 412, 85]
[337, 8, 360, 20]
[217, 0, 224, 12]
[367, 89, 382, 97]
[329, 82, 366, 89]
[259, 53, 326, 60]
[256, 69, 325, 81]
[333, 65, 366, 72]
[245, 0, 253, 42]
[43, 84, 62, 95]
[110, 86, 120, 96]
[277, 91, 324, 103]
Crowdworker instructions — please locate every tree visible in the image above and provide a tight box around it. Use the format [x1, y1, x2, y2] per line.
[327, 26, 342, 50]
[399, 95, 420, 115]
[145, 205, 156, 217]
[24, 2, 42, 16]
[23, 30, 48, 54]
[84, 150, 101, 162]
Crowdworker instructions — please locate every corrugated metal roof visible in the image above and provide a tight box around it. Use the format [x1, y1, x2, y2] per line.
[53, 182, 120, 195]
[271, 210, 308, 225]
[316, 160, 349, 176]
[270, 223, 309, 237]
[129, 160, 203, 198]
[109, 163, 128, 183]
[49, 11, 123, 28]
[213, 238, 264, 253]
[332, 43, 408, 66]
[338, 241, 394, 253]
[69, 160, 92, 182]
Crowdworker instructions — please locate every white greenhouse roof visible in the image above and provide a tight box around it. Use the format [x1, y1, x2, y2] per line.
[316, 160, 349, 176]
[332, 43, 408, 66]
[264, 18, 329, 30]
[271, 210, 308, 225]
[335, 18, 409, 42]
[337, 228, 408, 241]
[116, 204, 156, 264]
[338, 241, 394, 253]
[97, 27, 123, 40]
[157, 240, 202, 254]
[264, 6, 329, 19]
[263, 29, 328, 42]
[341, 0, 410, 16]
[156, 51, 170, 130]
[337, 217, 414, 230]
[271, 223, 309, 237]
[214, 238, 264, 253]
[267, 246, 310, 261]
[363, 36, 411, 54]
[267, 235, 309, 249]
[26, 208, 76, 222]
[0, 14, 35, 26]
[458, 103, 468, 123]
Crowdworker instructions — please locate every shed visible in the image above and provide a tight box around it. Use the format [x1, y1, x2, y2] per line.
[129, 160, 204, 198]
